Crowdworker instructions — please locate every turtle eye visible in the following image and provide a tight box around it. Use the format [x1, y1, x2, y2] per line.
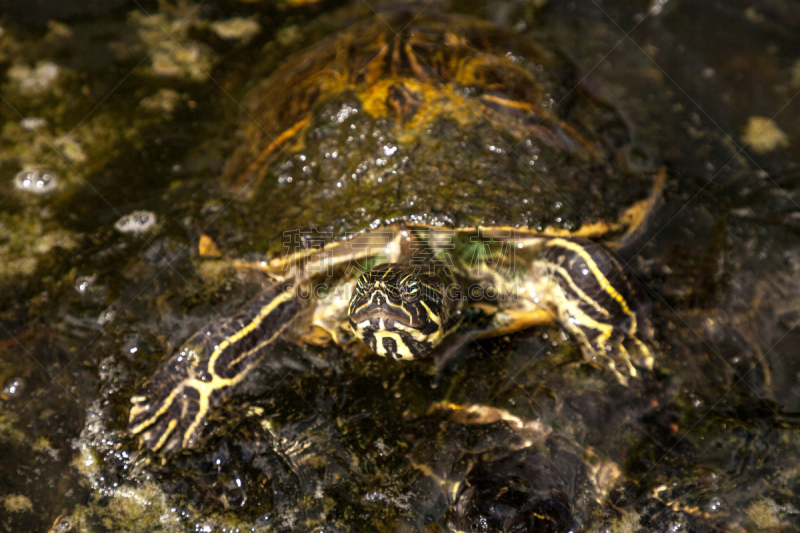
[401, 280, 420, 302]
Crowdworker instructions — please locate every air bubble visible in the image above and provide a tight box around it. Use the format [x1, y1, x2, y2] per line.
[14, 168, 59, 194]
[114, 210, 157, 234]
[708, 497, 723, 512]
[76, 275, 94, 293]
[3, 379, 23, 397]
[332, 104, 358, 124]
[20, 117, 47, 130]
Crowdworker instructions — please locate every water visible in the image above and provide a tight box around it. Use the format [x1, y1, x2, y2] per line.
[0, 0, 798, 531]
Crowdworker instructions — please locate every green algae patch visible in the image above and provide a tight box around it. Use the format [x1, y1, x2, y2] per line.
[129, 4, 219, 82]
[0, 213, 77, 279]
[747, 498, 786, 530]
[3, 494, 33, 514]
[741, 116, 790, 153]
[588, 510, 639, 533]
[209, 17, 261, 44]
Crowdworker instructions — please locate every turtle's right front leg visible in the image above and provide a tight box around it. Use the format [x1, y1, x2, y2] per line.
[128, 283, 305, 455]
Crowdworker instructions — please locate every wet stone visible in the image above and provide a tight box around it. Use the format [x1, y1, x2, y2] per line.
[114, 210, 157, 235]
[13, 168, 59, 194]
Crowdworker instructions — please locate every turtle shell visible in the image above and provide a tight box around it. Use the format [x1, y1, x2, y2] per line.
[224, 11, 656, 243]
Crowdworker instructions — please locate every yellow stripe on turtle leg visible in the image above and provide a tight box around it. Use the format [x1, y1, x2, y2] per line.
[152, 419, 179, 453]
[545, 239, 637, 328]
[633, 338, 654, 370]
[614, 344, 638, 378]
[207, 289, 297, 376]
[129, 386, 183, 435]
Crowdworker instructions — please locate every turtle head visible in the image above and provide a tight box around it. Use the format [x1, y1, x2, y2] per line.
[348, 263, 447, 360]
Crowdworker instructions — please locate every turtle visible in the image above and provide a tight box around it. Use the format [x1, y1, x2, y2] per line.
[126, 10, 664, 456]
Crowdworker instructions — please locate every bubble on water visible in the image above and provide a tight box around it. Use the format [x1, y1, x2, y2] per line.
[332, 103, 358, 124]
[75, 275, 95, 293]
[114, 210, 157, 234]
[14, 168, 59, 194]
[52, 516, 72, 533]
[364, 491, 383, 502]
[708, 496, 724, 512]
[20, 117, 47, 130]
[3, 378, 23, 397]
[669, 520, 686, 531]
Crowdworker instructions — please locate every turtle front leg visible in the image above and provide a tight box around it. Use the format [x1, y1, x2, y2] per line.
[128, 283, 305, 454]
[529, 238, 653, 383]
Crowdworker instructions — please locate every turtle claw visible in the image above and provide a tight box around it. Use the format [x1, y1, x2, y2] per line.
[128, 360, 209, 454]
[130, 394, 193, 454]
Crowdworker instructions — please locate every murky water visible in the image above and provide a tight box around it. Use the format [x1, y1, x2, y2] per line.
[0, 1, 799, 531]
